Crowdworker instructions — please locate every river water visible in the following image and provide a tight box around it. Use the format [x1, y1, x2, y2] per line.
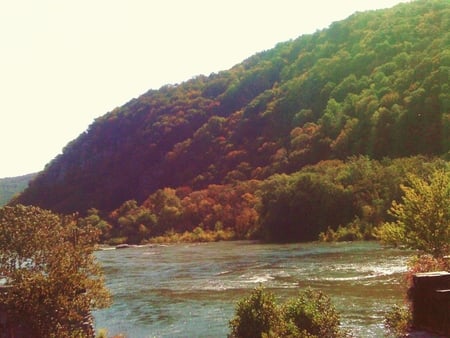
[93, 241, 411, 337]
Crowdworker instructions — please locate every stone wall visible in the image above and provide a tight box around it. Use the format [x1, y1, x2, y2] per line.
[410, 271, 450, 336]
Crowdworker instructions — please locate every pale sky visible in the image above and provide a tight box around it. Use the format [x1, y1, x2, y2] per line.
[0, 0, 409, 178]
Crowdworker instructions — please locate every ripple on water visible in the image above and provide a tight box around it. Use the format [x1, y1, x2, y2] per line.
[94, 241, 412, 338]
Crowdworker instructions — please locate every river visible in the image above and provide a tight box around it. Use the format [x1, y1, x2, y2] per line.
[93, 241, 411, 337]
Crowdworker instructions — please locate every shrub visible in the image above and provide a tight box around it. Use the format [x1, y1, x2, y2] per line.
[282, 288, 347, 338]
[228, 286, 281, 338]
[148, 227, 235, 243]
[229, 286, 348, 338]
[406, 254, 450, 284]
[384, 304, 411, 338]
[319, 223, 364, 242]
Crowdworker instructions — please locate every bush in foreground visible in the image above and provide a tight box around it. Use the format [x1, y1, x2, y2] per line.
[283, 288, 344, 337]
[0, 204, 111, 337]
[229, 286, 348, 338]
[384, 304, 412, 338]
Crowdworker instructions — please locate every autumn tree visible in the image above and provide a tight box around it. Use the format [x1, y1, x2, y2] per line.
[376, 169, 450, 258]
[0, 205, 111, 337]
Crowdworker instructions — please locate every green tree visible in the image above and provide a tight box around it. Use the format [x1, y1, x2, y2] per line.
[376, 170, 450, 257]
[283, 288, 345, 338]
[229, 286, 347, 338]
[228, 286, 281, 338]
[258, 173, 355, 242]
[80, 208, 113, 242]
[147, 188, 183, 235]
[0, 205, 111, 337]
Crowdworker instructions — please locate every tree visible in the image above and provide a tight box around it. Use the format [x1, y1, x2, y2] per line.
[258, 173, 355, 242]
[0, 205, 111, 337]
[376, 170, 450, 258]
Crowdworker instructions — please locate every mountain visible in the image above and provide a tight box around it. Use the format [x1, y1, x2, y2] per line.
[15, 0, 450, 214]
[0, 173, 36, 206]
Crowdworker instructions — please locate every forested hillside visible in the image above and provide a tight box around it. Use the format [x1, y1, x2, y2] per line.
[0, 173, 36, 206]
[14, 0, 450, 243]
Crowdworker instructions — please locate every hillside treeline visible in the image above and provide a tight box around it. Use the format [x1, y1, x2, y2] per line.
[14, 0, 450, 236]
[85, 156, 448, 244]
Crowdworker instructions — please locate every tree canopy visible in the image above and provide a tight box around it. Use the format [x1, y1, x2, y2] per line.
[0, 204, 111, 337]
[376, 170, 450, 258]
[62, 156, 445, 245]
[13, 0, 450, 216]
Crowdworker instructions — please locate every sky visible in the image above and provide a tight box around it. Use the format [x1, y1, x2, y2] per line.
[0, 0, 410, 178]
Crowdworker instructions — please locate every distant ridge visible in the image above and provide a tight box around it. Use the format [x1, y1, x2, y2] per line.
[14, 0, 450, 214]
[0, 173, 37, 206]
